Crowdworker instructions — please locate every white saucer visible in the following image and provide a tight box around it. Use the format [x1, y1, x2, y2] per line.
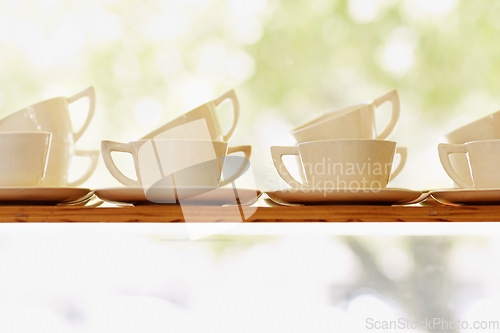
[0, 187, 93, 204]
[431, 188, 500, 205]
[94, 186, 262, 206]
[266, 188, 425, 205]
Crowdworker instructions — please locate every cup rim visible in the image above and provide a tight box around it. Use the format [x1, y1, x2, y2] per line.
[109, 138, 228, 145]
[0, 96, 68, 125]
[296, 138, 397, 147]
[0, 131, 52, 136]
[446, 110, 500, 138]
[463, 138, 500, 146]
[15, 96, 67, 112]
[140, 100, 216, 140]
[290, 103, 372, 134]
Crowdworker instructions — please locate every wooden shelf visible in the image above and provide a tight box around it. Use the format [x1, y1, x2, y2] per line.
[0, 204, 499, 222]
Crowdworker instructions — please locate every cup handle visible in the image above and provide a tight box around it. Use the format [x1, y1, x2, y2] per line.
[271, 146, 305, 188]
[67, 150, 99, 187]
[373, 89, 400, 140]
[220, 145, 252, 186]
[438, 143, 472, 189]
[390, 147, 407, 181]
[101, 140, 140, 186]
[214, 89, 240, 142]
[68, 86, 96, 143]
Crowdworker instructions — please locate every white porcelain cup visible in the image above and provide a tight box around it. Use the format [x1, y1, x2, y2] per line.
[271, 139, 407, 190]
[0, 87, 98, 186]
[0, 132, 51, 186]
[439, 139, 500, 189]
[41, 141, 99, 187]
[141, 90, 240, 142]
[0, 87, 96, 143]
[101, 139, 251, 187]
[445, 110, 500, 187]
[291, 89, 400, 143]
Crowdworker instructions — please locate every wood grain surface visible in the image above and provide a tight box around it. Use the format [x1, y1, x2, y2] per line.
[0, 204, 499, 222]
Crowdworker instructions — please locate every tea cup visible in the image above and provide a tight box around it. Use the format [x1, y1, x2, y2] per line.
[141, 90, 240, 142]
[0, 132, 51, 186]
[0, 87, 97, 186]
[101, 139, 251, 188]
[0, 86, 95, 143]
[445, 110, 500, 187]
[40, 141, 99, 187]
[271, 139, 407, 190]
[291, 89, 400, 143]
[439, 139, 500, 189]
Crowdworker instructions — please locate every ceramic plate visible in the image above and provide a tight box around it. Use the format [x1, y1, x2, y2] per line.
[266, 188, 425, 205]
[431, 188, 500, 205]
[94, 186, 262, 206]
[0, 187, 93, 205]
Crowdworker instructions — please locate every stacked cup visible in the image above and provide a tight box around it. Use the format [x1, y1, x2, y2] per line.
[439, 111, 500, 189]
[0, 87, 99, 187]
[271, 89, 407, 192]
[101, 90, 252, 199]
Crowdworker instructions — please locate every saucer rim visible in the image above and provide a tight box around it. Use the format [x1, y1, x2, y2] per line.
[265, 187, 424, 205]
[94, 186, 262, 205]
[430, 188, 500, 205]
[0, 187, 93, 203]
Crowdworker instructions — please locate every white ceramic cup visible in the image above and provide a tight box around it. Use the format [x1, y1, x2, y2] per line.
[101, 139, 251, 187]
[291, 89, 400, 142]
[41, 141, 99, 187]
[271, 139, 407, 189]
[0, 87, 98, 186]
[0, 132, 51, 186]
[445, 110, 500, 187]
[141, 90, 240, 142]
[439, 139, 500, 189]
[0, 87, 96, 143]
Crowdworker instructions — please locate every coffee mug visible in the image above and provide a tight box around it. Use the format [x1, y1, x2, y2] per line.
[271, 139, 407, 189]
[445, 110, 500, 187]
[291, 89, 400, 143]
[0, 132, 51, 186]
[40, 141, 99, 187]
[101, 139, 251, 187]
[141, 90, 240, 142]
[439, 140, 500, 189]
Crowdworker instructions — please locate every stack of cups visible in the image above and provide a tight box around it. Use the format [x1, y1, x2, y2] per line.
[271, 89, 407, 192]
[101, 90, 252, 197]
[439, 111, 500, 189]
[0, 87, 99, 187]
